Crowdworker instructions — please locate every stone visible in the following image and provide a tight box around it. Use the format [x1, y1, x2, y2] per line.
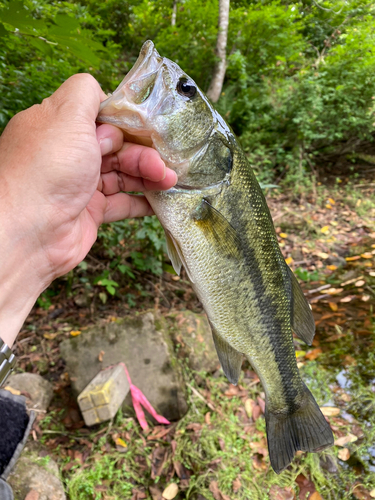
[78, 364, 130, 426]
[7, 452, 66, 500]
[60, 312, 187, 421]
[168, 311, 219, 374]
[5, 373, 54, 412]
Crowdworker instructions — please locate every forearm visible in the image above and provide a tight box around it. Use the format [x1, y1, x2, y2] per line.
[0, 225, 48, 347]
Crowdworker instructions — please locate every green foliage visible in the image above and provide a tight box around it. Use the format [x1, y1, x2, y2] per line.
[2, 0, 375, 297]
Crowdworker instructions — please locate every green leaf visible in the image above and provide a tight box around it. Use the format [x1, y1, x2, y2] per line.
[1, 1, 45, 33]
[0, 22, 9, 37]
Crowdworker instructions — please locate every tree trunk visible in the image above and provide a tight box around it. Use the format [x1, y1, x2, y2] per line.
[206, 0, 230, 103]
[171, 0, 177, 27]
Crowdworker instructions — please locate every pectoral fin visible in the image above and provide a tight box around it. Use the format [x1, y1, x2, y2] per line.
[193, 199, 241, 259]
[164, 229, 194, 283]
[210, 322, 243, 385]
[288, 266, 315, 346]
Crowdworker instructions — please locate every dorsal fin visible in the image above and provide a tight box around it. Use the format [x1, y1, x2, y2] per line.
[288, 266, 315, 346]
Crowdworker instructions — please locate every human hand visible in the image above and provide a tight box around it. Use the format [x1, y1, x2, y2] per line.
[0, 73, 177, 345]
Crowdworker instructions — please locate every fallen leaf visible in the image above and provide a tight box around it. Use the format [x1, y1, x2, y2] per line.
[327, 265, 337, 271]
[316, 251, 329, 259]
[361, 253, 373, 259]
[70, 330, 81, 337]
[115, 437, 127, 449]
[149, 486, 162, 500]
[338, 448, 350, 461]
[269, 484, 295, 500]
[328, 302, 338, 311]
[345, 256, 361, 261]
[280, 233, 288, 238]
[245, 399, 254, 418]
[353, 484, 373, 500]
[162, 483, 179, 500]
[209, 481, 231, 500]
[355, 280, 366, 287]
[205, 412, 211, 425]
[285, 257, 294, 265]
[326, 203, 332, 209]
[328, 198, 336, 205]
[334, 433, 358, 446]
[320, 406, 340, 416]
[4, 386, 21, 396]
[370, 271, 375, 277]
[98, 350, 105, 362]
[340, 296, 355, 303]
[326, 288, 343, 295]
[43, 332, 59, 340]
[295, 473, 316, 500]
[310, 493, 322, 500]
[321, 226, 330, 234]
[232, 477, 242, 493]
[151, 446, 169, 479]
[341, 275, 364, 286]
[305, 348, 322, 360]
[370, 489, 375, 498]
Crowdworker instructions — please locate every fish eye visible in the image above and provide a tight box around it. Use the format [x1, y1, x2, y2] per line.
[177, 78, 197, 98]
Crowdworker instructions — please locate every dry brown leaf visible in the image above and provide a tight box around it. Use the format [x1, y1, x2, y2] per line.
[232, 477, 242, 493]
[309, 493, 322, 500]
[305, 348, 322, 360]
[353, 484, 373, 500]
[338, 448, 350, 461]
[149, 486, 162, 500]
[205, 412, 211, 425]
[328, 302, 338, 311]
[295, 473, 317, 500]
[209, 481, 231, 500]
[269, 484, 295, 500]
[320, 406, 340, 416]
[345, 256, 361, 261]
[334, 433, 358, 446]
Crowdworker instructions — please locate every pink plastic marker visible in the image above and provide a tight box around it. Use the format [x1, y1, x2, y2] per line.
[119, 362, 170, 430]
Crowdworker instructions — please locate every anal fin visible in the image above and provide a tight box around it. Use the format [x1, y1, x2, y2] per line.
[210, 322, 243, 385]
[288, 266, 315, 346]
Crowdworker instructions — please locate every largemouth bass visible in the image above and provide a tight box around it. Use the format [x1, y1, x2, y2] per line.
[97, 40, 333, 473]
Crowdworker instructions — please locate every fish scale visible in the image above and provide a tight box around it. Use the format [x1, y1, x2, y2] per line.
[97, 39, 334, 474]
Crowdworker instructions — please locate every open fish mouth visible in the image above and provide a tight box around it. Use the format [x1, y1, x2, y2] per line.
[97, 40, 163, 141]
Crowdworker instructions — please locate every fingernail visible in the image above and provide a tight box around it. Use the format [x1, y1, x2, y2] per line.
[100, 138, 113, 156]
[161, 160, 167, 180]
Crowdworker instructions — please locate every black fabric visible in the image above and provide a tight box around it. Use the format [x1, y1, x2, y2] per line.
[0, 393, 29, 476]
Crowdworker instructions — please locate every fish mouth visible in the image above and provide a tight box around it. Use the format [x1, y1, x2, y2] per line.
[97, 40, 163, 139]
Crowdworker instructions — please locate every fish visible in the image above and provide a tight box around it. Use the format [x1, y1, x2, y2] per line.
[97, 40, 334, 473]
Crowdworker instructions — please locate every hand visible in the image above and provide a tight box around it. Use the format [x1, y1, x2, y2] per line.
[0, 73, 177, 346]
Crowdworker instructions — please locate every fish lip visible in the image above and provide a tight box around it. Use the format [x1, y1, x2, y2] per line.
[97, 40, 165, 132]
[98, 40, 162, 114]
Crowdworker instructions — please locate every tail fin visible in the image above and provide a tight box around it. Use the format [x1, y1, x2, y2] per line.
[265, 385, 334, 474]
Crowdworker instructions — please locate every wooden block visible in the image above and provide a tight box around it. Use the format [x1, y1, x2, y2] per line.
[77, 364, 129, 426]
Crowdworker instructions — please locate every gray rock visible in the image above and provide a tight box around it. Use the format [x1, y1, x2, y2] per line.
[169, 310, 219, 373]
[7, 452, 66, 500]
[6, 373, 54, 412]
[60, 312, 187, 421]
